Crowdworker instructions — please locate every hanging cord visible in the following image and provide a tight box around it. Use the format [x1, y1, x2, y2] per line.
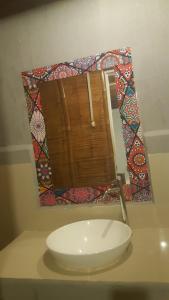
[86, 72, 96, 127]
[60, 80, 71, 131]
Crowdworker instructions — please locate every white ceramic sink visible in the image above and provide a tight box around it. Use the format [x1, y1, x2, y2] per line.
[46, 219, 132, 273]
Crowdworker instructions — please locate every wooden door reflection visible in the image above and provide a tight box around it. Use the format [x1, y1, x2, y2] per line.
[39, 71, 115, 188]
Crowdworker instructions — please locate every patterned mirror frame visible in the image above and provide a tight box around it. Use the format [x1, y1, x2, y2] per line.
[22, 47, 152, 205]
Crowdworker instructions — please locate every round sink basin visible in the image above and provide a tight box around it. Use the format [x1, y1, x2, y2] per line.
[46, 219, 132, 273]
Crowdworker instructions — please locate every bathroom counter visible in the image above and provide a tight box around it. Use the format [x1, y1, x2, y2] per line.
[0, 227, 169, 283]
[1, 228, 169, 299]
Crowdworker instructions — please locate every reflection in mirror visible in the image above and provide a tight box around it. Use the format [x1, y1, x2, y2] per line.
[39, 71, 116, 189]
[22, 47, 152, 205]
[105, 71, 130, 185]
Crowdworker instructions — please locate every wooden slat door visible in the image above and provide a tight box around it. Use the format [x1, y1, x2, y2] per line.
[39, 80, 73, 188]
[40, 71, 116, 188]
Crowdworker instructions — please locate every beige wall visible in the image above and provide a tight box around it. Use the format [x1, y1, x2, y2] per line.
[0, 0, 169, 247]
[0, 0, 169, 147]
[0, 153, 169, 249]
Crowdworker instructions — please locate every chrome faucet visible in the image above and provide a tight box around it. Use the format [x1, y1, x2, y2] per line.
[103, 178, 129, 224]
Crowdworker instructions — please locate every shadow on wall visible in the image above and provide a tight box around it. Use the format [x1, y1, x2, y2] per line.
[0, 282, 150, 300]
[3, 280, 169, 300]
[0, 0, 67, 18]
[0, 162, 18, 250]
[112, 288, 148, 300]
[0, 75, 18, 249]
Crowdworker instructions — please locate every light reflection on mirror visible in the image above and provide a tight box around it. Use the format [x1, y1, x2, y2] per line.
[104, 70, 130, 185]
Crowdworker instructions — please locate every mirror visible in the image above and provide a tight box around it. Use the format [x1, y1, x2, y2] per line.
[22, 47, 152, 205]
[39, 70, 116, 189]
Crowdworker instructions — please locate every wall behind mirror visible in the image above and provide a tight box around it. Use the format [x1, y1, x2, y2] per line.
[22, 47, 152, 205]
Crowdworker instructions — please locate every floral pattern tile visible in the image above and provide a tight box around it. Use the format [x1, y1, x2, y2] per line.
[30, 109, 45, 143]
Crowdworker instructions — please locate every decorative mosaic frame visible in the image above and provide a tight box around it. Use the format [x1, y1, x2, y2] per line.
[22, 47, 152, 205]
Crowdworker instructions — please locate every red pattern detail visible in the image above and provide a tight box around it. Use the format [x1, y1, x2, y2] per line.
[99, 53, 121, 70]
[29, 88, 39, 102]
[128, 137, 148, 175]
[38, 149, 47, 159]
[36, 92, 42, 111]
[53, 64, 78, 79]
[112, 47, 131, 56]
[115, 77, 127, 97]
[40, 190, 56, 206]
[32, 138, 41, 161]
[32, 67, 48, 78]
[62, 187, 101, 204]
[117, 64, 133, 77]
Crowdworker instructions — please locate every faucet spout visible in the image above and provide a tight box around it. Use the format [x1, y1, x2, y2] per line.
[103, 178, 129, 224]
